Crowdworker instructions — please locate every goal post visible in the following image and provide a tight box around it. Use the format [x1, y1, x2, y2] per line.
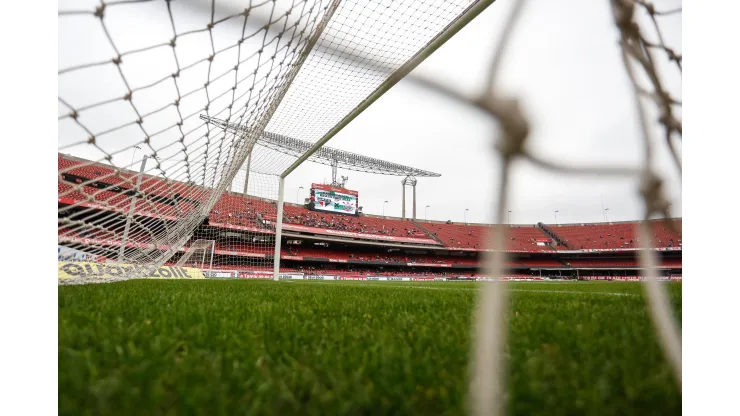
[270, 0, 498, 280]
[175, 239, 215, 274]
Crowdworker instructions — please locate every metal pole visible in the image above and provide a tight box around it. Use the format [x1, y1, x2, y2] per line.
[209, 241, 215, 274]
[402, 182, 406, 220]
[296, 186, 303, 204]
[555, 210, 559, 225]
[273, 177, 286, 281]
[279, 0, 498, 179]
[383, 201, 388, 217]
[508, 210, 511, 224]
[242, 152, 252, 196]
[118, 155, 148, 263]
[412, 183, 417, 220]
[605, 208, 610, 222]
[425, 205, 430, 221]
[465, 208, 469, 225]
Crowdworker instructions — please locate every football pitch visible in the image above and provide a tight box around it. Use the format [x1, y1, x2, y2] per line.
[59, 281, 682, 415]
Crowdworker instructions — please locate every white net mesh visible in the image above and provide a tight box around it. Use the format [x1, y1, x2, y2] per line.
[58, 0, 480, 278]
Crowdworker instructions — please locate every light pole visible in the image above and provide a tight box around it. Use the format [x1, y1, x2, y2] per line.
[464, 208, 469, 225]
[383, 200, 388, 217]
[604, 208, 610, 222]
[554, 210, 559, 225]
[508, 210, 512, 224]
[425, 205, 430, 221]
[296, 186, 304, 204]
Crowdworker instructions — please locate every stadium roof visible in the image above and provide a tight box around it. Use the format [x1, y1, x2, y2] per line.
[200, 115, 441, 177]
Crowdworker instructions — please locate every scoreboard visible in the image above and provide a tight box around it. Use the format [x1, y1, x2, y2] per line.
[309, 184, 359, 215]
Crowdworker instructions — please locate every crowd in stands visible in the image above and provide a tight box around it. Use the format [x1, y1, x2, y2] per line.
[282, 205, 426, 238]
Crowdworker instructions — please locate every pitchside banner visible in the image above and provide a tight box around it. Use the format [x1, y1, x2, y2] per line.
[58, 261, 205, 280]
[311, 183, 359, 215]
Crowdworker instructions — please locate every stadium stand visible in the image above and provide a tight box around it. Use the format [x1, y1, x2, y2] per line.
[567, 259, 639, 268]
[416, 222, 553, 251]
[546, 220, 682, 250]
[518, 258, 567, 267]
[59, 154, 682, 278]
[283, 204, 427, 238]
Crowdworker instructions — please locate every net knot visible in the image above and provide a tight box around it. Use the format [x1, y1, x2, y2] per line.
[94, 4, 105, 19]
[480, 95, 530, 159]
[612, 0, 637, 34]
[639, 171, 670, 218]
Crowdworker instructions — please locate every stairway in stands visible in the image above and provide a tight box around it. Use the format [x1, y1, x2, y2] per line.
[537, 222, 570, 249]
[412, 220, 446, 246]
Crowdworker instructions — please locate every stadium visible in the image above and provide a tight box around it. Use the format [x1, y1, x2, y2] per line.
[55, 0, 684, 415]
[58, 152, 683, 283]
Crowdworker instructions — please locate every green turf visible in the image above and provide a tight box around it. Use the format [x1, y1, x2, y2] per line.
[58, 281, 681, 415]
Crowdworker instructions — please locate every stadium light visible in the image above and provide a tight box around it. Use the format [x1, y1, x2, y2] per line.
[425, 205, 430, 221]
[296, 186, 304, 204]
[464, 208, 469, 225]
[383, 201, 388, 217]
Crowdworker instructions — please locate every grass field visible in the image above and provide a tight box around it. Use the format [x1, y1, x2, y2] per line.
[59, 280, 682, 415]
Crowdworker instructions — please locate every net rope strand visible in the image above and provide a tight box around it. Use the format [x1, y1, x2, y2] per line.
[58, 0, 338, 277]
[407, 0, 681, 414]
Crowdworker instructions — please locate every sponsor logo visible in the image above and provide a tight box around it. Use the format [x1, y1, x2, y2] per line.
[58, 261, 205, 280]
[388, 277, 402, 281]
[305, 276, 324, 280]
[366, 277, 380, 281]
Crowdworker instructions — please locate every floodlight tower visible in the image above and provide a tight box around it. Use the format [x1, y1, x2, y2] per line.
[401, 174, 418, 220]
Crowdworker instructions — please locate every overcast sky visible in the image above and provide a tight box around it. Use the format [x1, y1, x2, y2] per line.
[59, 0, 682, 226]
[282, 0, 682, 225]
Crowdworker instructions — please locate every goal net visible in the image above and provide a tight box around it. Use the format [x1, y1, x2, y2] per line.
[59, 0, 681, 414]
[58, 0, 484, 279]
[173, 239, 215, 272]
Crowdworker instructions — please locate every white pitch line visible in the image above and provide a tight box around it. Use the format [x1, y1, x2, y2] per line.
[311, 282, 638, 297]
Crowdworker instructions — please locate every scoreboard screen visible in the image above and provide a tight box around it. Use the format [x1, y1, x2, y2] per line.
[309, 184, 359, 215]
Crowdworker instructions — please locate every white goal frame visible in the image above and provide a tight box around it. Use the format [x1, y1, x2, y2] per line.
[271, 0, 497, 281]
